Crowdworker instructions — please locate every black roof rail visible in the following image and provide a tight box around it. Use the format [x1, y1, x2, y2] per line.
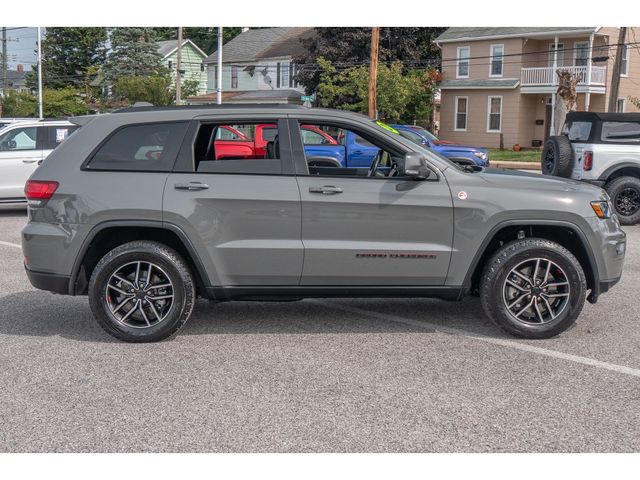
[113, 103, 307, 113]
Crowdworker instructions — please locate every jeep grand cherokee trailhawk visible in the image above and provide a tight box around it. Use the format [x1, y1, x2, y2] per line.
[22, 104, 626, 342]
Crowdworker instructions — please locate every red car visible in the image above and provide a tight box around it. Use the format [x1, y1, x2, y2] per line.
[212, 124, 337, 160]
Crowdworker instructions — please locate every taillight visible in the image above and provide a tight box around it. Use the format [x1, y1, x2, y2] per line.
[24, 180, 59, 206]
[583, 151, 593, 171]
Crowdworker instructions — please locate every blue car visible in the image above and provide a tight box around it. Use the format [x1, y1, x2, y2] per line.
[391, 124, 490, 167]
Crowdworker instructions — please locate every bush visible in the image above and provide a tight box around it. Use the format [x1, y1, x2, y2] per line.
[1, 88, 87, 118]
[113, 75, 173, 106]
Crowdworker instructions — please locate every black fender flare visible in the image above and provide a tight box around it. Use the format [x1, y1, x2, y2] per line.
[68, 220, 211, 295]
[463, 219, 600, 300]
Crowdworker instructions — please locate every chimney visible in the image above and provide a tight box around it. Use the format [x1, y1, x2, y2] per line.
[241, 27, 250, 33]
[17, 64, 24, 73]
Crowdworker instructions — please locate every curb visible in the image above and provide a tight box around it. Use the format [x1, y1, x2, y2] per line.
[491, 161, 541, 170]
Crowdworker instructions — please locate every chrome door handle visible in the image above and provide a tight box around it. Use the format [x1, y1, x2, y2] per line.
[22, 159, 39, 163]
[174, 182, 209, 191]
[309, 185, 343, 195]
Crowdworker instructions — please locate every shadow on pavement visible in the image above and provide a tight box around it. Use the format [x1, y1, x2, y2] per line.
[0, 290, 504, 343]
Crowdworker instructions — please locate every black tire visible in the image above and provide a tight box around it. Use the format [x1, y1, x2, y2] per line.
[480, 238, 587, 339]
[541, 135, 573, 177]
[88, 241, 195, 343]
[605, 176, 640, 225]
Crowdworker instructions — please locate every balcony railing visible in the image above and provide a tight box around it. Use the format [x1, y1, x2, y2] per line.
[521, 65, 606, 87]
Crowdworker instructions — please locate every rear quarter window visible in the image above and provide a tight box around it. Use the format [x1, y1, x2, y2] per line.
[601, 121, 640, 143]
[86, 122, 188, 171]
[566, 121, 592, 142]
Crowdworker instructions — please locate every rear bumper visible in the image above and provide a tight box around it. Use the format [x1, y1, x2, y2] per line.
[25, 266, 70, 295]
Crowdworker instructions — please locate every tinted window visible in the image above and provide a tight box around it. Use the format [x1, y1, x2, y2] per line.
[354, 134, 375, 148]
[194, 121, 285, 175]
[566, 121, 592, 142]
[0, 126, 38, 151]
[88, 122, 188, 171]
[398, 129, 426, 146]
[601, 121, 640, 143]
[43, 125, 79, 150]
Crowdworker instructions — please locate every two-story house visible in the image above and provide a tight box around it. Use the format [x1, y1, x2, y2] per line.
[156, 38, 209, 96]
[436, 27, 640, 149]
[188, 27, 314, 105]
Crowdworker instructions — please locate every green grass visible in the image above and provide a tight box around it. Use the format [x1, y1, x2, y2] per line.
[489, 148, 541, 163]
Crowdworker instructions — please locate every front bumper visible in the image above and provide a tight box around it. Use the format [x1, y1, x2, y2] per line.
[25, 266, 70, 295]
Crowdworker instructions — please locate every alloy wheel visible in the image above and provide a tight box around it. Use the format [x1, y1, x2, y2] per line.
[502, 258, 570, 325]
[615, 187, 640, 217]
[105, 261, 174, 328]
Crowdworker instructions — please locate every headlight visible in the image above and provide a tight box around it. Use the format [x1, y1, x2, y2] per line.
[473, 152, 487, 159]
[591, 200, 612, 219]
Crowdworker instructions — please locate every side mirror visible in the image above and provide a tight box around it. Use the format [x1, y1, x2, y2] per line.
[403, 152, 432, 180]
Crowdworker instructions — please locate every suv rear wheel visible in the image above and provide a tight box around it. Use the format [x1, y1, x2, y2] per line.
[480, 238, 587, 339]
[88, 241, 195, 342]
[605, 176, 640, 225]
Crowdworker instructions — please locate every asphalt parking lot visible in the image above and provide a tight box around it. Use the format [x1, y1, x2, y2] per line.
[0, 209, 639, 453]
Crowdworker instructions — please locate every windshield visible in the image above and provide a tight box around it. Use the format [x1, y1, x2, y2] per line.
[409, 126, 438, 142]
[398, 129, 426, 146]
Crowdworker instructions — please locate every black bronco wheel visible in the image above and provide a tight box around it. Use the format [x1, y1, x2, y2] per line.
[480, 238, 587, 339]
[88, 241, 195, 342]
[541, 135, 573, 177]
[605, 176, 640, 225]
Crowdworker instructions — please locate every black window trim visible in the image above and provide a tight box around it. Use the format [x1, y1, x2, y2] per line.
[286, 117, 440, 181]
[81, 120, 190, 173]
[172, 117, 296, 176]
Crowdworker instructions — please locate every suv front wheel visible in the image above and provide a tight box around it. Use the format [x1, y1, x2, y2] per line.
[480, 238, 587, 339]
[88, 241, 195, 342]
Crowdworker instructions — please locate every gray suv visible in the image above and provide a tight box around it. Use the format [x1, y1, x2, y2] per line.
[22, 105, 626, 342]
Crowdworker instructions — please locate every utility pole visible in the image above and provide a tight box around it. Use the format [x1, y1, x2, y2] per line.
[608, 27, 627, 113]
[368, 26, 380, 119]
[2, 27, 7, 101]
[37, 26, 43, 119]
[176, 26, 183, 105]
[217, 27, 223, 105]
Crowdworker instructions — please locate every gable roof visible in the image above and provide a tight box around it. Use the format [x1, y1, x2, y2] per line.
[436, 27, 598, 43]
[204, 27, 315, 64]
[156, 39, 208, 59]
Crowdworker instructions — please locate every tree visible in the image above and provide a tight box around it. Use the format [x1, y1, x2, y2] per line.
[113, 75, 173, 106]
[553, 69, 579, 135]
[1, 88, 87, 117]
[171, 77, 200, 100]
[315, 58, 438, 123]
[294, 27, 446, 94]
[103, 28, 166, 84]
[41, 27, 107, 88]
[151, 27, 242, 55]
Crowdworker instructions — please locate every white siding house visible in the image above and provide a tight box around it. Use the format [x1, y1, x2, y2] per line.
[190, 27, 314, 104]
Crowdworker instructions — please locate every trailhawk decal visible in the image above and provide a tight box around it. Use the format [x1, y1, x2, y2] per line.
[356, 253, 437, 259]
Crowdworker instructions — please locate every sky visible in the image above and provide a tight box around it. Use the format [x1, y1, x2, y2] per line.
[3, 27, 38, 71]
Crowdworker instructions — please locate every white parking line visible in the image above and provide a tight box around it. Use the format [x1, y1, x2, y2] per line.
[314, 300, 640, 379]
[0, 240, 21, 249]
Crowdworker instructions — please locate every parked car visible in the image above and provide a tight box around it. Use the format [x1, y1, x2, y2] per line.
[22, 104, 626, 342]
[0, 118, 33, 130]
[542, 111, 640, 225]
[0, 119, 78, 205]
[391, 124, 490, 166]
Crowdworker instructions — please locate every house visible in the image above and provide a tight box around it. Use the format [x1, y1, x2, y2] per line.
[187, 27, 314, 105]
[156, 38, 208, 96]
[436, 27, 640, 149]
[0, 65, 29, 96]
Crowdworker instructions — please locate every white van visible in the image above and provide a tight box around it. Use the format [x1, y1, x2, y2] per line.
[0, 120, 79, 205]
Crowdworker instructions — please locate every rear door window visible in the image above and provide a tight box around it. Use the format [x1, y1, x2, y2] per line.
[42, 125, 79, 150]
[87, 122, 188, 171]
[601, 121, 640, 143]
[192, 120, 288, 175]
